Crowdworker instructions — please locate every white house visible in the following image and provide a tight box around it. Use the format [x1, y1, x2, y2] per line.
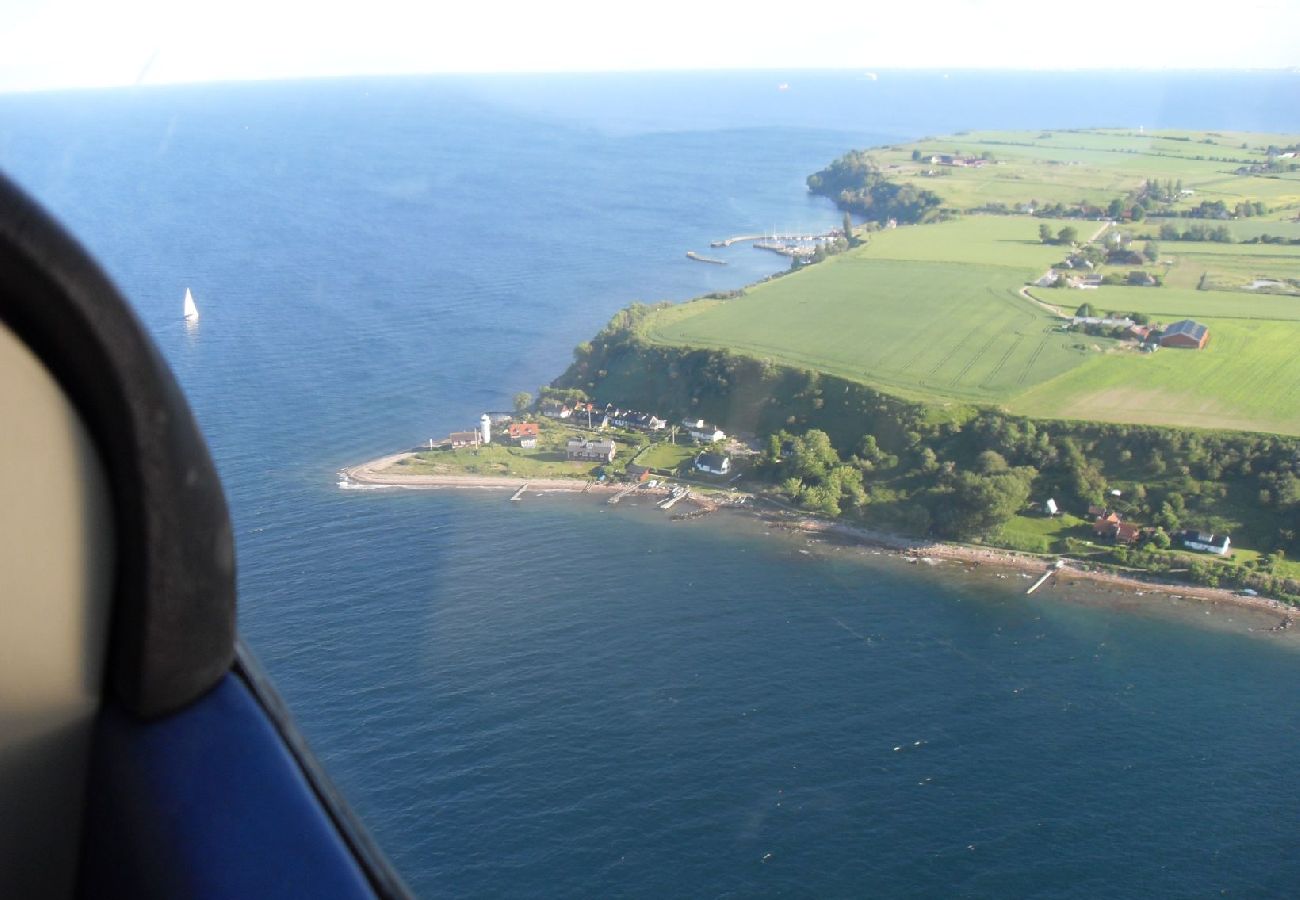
[1180, 531, 1231, 556]
[694, 452, 731, 476]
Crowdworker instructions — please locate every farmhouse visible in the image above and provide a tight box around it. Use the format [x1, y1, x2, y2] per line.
[449, 431, 479, 449]
[1159, 320, 1210, 349]
[566, 439, 617, 463]
[694, 452, 732, 476]
[1179, 531, 1231, 556]
[1093, 511, 1139, 544]
[1092, 511, 1123, 537]
[1073, 316, 1135, 329]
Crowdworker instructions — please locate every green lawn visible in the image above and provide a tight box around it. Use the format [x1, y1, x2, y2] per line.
[997, 512, 1087, 554]
[631, 441, 697, 472]
[647, 251, 1096, 405]
[392, 444, 623, 479]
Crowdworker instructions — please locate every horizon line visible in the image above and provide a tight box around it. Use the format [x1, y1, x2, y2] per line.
[2, 65, 1298, 97]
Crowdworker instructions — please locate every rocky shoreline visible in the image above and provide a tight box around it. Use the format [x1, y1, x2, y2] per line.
[341, 452, 1299, 627]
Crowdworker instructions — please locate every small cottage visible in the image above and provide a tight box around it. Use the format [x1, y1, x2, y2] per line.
[694, 452, 732, 476]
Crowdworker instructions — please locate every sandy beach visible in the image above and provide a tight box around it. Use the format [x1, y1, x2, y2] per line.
[342, 452, 1299, 625]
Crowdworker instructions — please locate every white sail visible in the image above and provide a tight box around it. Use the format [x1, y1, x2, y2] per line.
[183, 287, 199, 320]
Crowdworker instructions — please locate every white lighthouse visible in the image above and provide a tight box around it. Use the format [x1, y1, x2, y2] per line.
[479, 413, 491, 445]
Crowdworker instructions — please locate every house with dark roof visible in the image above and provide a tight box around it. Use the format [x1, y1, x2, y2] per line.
[566, 439, 617, 463]
[694, 452, 732, 476]
[1160, 320, 1210, 349]
[449, 431, 479, 449]
[608, 408, 667, 431]
[540, 400, 573, 419]
[1179, 530, 1231, 556]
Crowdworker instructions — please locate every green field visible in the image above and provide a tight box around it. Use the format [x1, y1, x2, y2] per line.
[1076, 285, 1300, 321]
[1013, 317, 1300, 433]
[636, 128, 1300, 435]
[868, 128, 1300, 214]
[648, 251, 1099, 405]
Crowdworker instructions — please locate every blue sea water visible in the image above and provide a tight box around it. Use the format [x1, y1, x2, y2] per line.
[2, 71, 1299, 897]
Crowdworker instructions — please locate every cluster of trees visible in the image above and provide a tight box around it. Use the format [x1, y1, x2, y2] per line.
[1038, 223, 1078, 245]
[1242, 234, 1300, 246]
[1142, 178, 1185, 203]
[767, 429, 867, 517]
[806, 151, 944, 224]
[1152, 221, 1234, 243]
[558, 311, 1300, 583]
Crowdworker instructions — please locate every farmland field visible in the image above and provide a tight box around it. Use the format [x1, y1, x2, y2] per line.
[646, 253, 1099, 405]
[865, 128, 1300, 214]
[1074, 285, 1300, 321]
[1013, 317, 1300, 434]
[638, 128, 1300, 434]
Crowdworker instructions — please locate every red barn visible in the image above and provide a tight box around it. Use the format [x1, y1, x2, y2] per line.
[1159, 320, 1209, 349]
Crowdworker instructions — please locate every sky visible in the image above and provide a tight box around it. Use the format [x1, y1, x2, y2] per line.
[1, 0, 1298, 93]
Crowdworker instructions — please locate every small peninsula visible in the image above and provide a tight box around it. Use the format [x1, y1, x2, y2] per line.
[351, 127, 1300, 613]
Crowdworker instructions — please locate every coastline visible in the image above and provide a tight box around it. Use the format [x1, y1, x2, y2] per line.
[341, 452, 1298, 626]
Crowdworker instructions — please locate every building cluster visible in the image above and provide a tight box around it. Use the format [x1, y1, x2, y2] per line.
[1087, 504, 1231, 555]
[1065, 316, 1210, 351]
[542, 401, 665, 432]
[540, 401, 729, 445]
[927, 154, 988, 168]
[437, 400, 735, 478]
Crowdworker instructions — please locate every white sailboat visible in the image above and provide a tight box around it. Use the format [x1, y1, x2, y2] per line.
[183, 287, 199, 321]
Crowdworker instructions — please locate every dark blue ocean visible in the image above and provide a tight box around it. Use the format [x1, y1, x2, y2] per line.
[3, 72, 1299, 897]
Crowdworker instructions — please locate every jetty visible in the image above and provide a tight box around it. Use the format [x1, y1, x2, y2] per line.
[710, 229, 840, 249]
[710, 233, 767, 248]
[1026, 560, 1067, 594]
[608, 484, 640, 505]
[686, 251, 727, 265]
[510, 483, 529, 502]
[658, 487, 689, 509]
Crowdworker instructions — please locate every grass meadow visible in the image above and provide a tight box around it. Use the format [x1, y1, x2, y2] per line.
[647, 251, 1096, 405]
[1012, 317, 1300, 434]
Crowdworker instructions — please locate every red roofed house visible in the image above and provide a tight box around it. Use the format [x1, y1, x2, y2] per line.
[509, 423, 539, 439]
[1113, 523, 1141, 544]
[1092, 512, 1122, 537]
